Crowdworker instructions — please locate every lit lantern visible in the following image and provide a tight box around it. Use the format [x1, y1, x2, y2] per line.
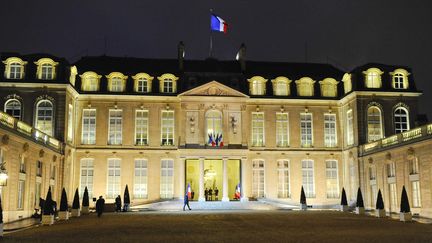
[0, 165, 8, 186]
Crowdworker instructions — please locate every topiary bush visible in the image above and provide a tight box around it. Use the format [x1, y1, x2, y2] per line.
[124, 185, 130, 205]
[72, 188, 80, 209]
[300, 186, 307, 205]
[356, 187, 364, 208]
[376, 189, 384, 210]
[43, 187, 54, 215]
[341, 188, 348, 206]
[82, 187, 89, 207]
[60, 188, 68, 212]
[0, 197, 3, 224]
[400, 186, 411, 213]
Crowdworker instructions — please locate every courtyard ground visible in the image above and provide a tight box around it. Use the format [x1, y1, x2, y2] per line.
[3, 210, 432, 242]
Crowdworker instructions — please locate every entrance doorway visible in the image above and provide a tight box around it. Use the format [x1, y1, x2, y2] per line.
[185, 159, 241, 201]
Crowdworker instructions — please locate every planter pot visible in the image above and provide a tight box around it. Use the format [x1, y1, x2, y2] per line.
[340, 205, 349, 212]
[58, 211, 69, 220]
[82, 206, 90, 215]
[71, 208, 80, 217]
[355, 207, 365, 215]
[400, 212, 412, 222]
[42, 215, 54, 225]
[300, 204, 307, 210]
[375, 209, 386, 218]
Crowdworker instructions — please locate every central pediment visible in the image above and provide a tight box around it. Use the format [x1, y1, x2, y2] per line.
[179, 81, 248, 97]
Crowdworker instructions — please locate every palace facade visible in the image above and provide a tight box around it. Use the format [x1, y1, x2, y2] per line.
[1, 44, 432, 222]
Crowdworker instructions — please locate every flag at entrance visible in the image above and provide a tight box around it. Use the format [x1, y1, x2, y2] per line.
[187, 183, 192, 199]
[235, 183, 241, 200]
[211, 14, 228, 33]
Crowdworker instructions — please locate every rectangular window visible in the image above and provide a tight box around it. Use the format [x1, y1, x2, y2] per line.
[387, 163, 396, 177]
[410, 158, 419, 174]
[134, 159, 148, 199]
[277, 160, 290, 198]
[80, 158, 94, 199]
[161, 110, 174, 146]
[412, 181, 421, 207]
[369, 167, 376, 180]
[108, 109, 122, 145]
[17, 180, 25, 210]
[35, 182, 41, 208]
[135, 110, 149, 145]
[276, 113, 289, 147]
[347, 109, 354, 146]
[324, 114, 337, 147]
[67, 104, 73, 142]
[300, 113, 313, 147]
[389, 183, 398, 212]
[326, 160, 339, 198]
[163, 79, 173, 93]
[10, 64, 22, 79]
[252, 160, 265, 198]
[82, 109, 96, 145]
[160, 159, 174, 199]
[137, 79, 148, 92]
[302, 160, 315, 198]
[19, 156, 26, 173]
[107, 158, 121, 199]
[36, 161, 42, 177]
[251, 112, 265, 146]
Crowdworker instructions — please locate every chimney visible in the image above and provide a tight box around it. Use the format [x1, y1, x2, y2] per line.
[178, 41, 185, 71]
[236, 43, 246, 72]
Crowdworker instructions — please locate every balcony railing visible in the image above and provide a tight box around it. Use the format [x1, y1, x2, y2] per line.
[360, 123, 432, 155]
[0, 111, 62, 151]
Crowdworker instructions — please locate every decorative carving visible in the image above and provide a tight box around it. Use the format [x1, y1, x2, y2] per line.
[189, 116, 196, 133]
[39, 149, 45, 158]
[230, 115, 238, 134]
[22, 143, 29, 152]
[197, 86, 228, 96]
[199, 104, 205, 110]
[368, 157, 374, 164]
[53, 155, 57, 162]
[1, 135, 9, 145]
[241, 105, 246, 111]
[385, 152, 392, 161]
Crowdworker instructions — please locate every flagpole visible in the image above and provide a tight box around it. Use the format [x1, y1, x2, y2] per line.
[209, 8, 213, 58]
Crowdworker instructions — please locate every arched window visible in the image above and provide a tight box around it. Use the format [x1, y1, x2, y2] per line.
[35, 58, 58, 80]
[206, 110, 222, 146]
[4, 99, 21, 120]
[106, 72, 127, 92]
[367, 106, 383, 142]
[10, 63, 23, 79]
[295, 77, 315, 97]
[158, 73, 178, 93]
[3, 57, 27, 79]
[80, 72, 101, 91]
[271, 77, 291, 96]
[41, 64, 54, 80]
[133, 73, 154, 93]
[35, 100, 53, 136]
[248, 76, 267, 95]
[391, 69, 409, 89]
[363, 68, 383, 88]
[319, 78, 339, 97]
[394, 107, 409, 133]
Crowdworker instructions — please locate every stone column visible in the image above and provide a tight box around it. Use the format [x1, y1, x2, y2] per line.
[241, 157, 249, 202]
[222, 157, 229, 201]
[178, 157, 186, 200]
[198, 157, 205, 201]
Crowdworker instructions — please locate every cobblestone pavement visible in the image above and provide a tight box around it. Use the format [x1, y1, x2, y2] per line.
[3, 210, 432, 243]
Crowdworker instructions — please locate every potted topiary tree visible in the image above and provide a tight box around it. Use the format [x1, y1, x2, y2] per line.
[375, 189, 386, 217]
[340, 188, 348, 212]
[58, 188, 69, 220]
[82, 187, 90, 215]
[300, 186, 307, 210]
[71, 188, 80, 217]
[400, 186, 412, 222]
[42, 187, 55, 225]
[123, 185, 130, 212]
[355, 187, 365, 215]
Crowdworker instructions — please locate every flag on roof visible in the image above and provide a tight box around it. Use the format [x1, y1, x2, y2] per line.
[211, 14, 228, 33]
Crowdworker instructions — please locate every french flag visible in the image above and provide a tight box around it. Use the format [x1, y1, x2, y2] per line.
[187, 183, 192, 199]
[211, 14, 228, 33]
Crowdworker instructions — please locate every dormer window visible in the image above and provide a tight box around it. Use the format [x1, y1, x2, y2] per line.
[295, 77, 315, 97]
[342, 73, 352, 94]
[271, 77, 291, 96]
[107, 72, 127, 92]
[363, 68, 383, 88]
[390, 69, 409, 89]
[80, 71, 101, 91]
[133, 73, 154, 93]
[3, 57, 27, 79]
[35, 58, 58, 80]
[158, 73, 179, 93]
[248, 76, 267, 95]
[319, 78, 339, 97]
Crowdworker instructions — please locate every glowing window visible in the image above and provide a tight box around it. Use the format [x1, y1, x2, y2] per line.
[206, 110, 222, 146]
[35, 100, 53, 136]
[295, 77, 315, 96]
[319, 78, 339, 97]
[3, 57, 27, 79]
[367, 106, 383, 142]
[272, 77, 291, 96]
[4, 99, 21, 120]
[394, 107, 409, 133]
[248, 76, 267, 95]
[391, 69, 409, 89]
[158, 74, 178, 93]
[80, 72, 101, 91]
[363, 68, 383, 88]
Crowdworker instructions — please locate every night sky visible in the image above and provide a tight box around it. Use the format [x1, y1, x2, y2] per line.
[1, 0, 432, 117]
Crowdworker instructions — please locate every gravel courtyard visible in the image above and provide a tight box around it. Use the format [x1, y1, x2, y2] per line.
[4, 210, 432, 242]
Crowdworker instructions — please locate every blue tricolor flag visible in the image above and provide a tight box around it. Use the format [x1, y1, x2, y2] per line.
[187, 183, 192, 199]
[211, 14, 228, 33]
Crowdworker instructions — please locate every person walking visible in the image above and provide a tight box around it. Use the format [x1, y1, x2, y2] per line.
[183, 193, 191, 211]
[96, 196, 105, 217]
[115, 195, 122, 212]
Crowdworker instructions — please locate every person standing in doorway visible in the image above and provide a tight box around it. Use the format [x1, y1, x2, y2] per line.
[183, 193, 191, 211]
[214, 187, 219, 201]
[204, 188, 209, 201]
[115, 195, 122, 212]
[96, 196, 105, 217]
[208, 188, 213, 201]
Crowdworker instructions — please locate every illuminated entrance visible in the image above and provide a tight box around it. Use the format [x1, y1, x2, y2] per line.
[185, 159, 241, 201]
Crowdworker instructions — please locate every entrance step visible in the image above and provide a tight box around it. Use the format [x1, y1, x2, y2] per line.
[131, 200, 280, 211]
